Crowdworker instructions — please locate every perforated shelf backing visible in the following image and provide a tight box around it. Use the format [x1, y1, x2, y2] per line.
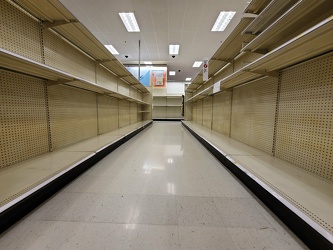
[48, 84, 98, 150]
[212, 91, 232, 136]
[118, 100, 130, 128]
[43, 29, 96, 83]
[231, 77, 278, 154]
[192, 102, 197, 123]
[203, 96, 213, 129]
[96, 65, 118, 92]
[0, 70, 49, 168]
[97, 95, 119, 134]
[1, 0, 43, 63]
[130, 102, 138, 124]
[275, 53, 333, 181]
[196, 99, 203, 125]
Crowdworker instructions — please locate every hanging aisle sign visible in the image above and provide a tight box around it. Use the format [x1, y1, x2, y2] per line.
[203, 58, 209, 81]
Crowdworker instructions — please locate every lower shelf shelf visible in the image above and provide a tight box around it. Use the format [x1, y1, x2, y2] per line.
[0, 120, 153, 233]
[182, 121, 333, 249]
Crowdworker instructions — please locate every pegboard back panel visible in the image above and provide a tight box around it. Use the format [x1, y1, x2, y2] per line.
[275, 53, 333, 181]
[48, 85, 98, 150]
[119, 100, 130, 128]
[43, 29, 95, 83]
[196, 100, 203, 125]
[1, 0, 43, 62]
[192, 102, 197, 123]
[129, 87, 138, 99]
[233, 52, 262, 72]
[167, 106, 182, 118]
[96, 65, 118, 92]
[231, 77, 278, 154]
[97, 95, 118, 134]
[212, 91, 232, 136]
[152, 106, 167, 119]
[203, 96, 213, 129]
[214, 65, 234, 83]
[118, 79, 130, 96]
[137, 92, 143, 101]
[130, 102, 138, 124]
[0, 70, 49, 168]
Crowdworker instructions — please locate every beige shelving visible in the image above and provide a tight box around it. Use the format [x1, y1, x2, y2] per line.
[243, 0, 272, 15]
[242, 0, 333, 53]
[0, 121, 152, 211]
[0, 48, 149, 105]
[182, 121, 333, 245]
[186, 17, 255, 93]
[13, 0, 148, 93]
[152, 96, 183, 119]
[243, 0, 299, 35]
[186, 15, 333, 96]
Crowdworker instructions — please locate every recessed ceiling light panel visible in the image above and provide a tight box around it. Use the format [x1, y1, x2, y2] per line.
[185, 78, 192, 81]
[119, 12, 140, 32]
[169, 45, 180, 55]
[169, 71, 176, 76]
[211, 11, 236, 32]
[193, 61, 202, 67]
[104, 45, 119, 54]
[144, 61, 152, 65]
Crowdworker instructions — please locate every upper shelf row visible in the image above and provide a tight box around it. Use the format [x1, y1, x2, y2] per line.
[186, 0, 333, 98]
[0, 48, 149, 106]
[6, 0, 148, 94]
[186, 15, 333, 103]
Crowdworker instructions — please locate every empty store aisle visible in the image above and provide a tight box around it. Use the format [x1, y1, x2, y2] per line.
[0, 122, 307, 249]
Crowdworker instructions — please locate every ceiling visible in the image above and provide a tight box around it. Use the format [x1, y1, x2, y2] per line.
[60, 0, 251, 83]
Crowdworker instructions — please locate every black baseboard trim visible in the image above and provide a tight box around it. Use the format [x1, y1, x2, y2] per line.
[181, 122, 333, 250]
[0, 121, 152, 234]
[153, 118, 183, 121]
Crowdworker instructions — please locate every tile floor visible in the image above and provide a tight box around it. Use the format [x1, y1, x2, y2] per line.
[0, 122, 307, 249]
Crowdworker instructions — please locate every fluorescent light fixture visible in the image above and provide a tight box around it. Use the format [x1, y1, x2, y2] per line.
[169, 71, 176, 76]
[185, 78, 192, 81]
[193, 61, 202, 67]
[144, 61, 152, 65]
[104, 45, 119, 54]
[119, 12, 140, 32]
[169, 44, 180, 55]
[211, 11, 236, 31]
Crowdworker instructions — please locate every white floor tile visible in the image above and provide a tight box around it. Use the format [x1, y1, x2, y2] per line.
[123, 224, 179, 250]
[227, 227, 308, 250]
[179, 226, 239, 250]
[213, 197, 273, 229]
[40, 192, 102, 222]
[89, 193, 140, 224]
[176, 196, 225, 227]
[131, 195, 177, 225]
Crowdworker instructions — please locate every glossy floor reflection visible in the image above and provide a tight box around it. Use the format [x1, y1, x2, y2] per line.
[0, 122, 308, 249]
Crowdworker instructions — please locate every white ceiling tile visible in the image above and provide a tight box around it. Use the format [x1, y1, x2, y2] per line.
[149, 0, 168, 11]
[186, 0, 206, 11]
[136, 12, 154, 32]
[151, 11, 168, 31]
[168, 11, 185, 33]
[183, 11, 201, 32]
[141, 32, 157, 44]
[168, 32, 182, 44]
[180, 31, 195, 46]
[168, 0, 186, 10]
[130, 0, 151, 11]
